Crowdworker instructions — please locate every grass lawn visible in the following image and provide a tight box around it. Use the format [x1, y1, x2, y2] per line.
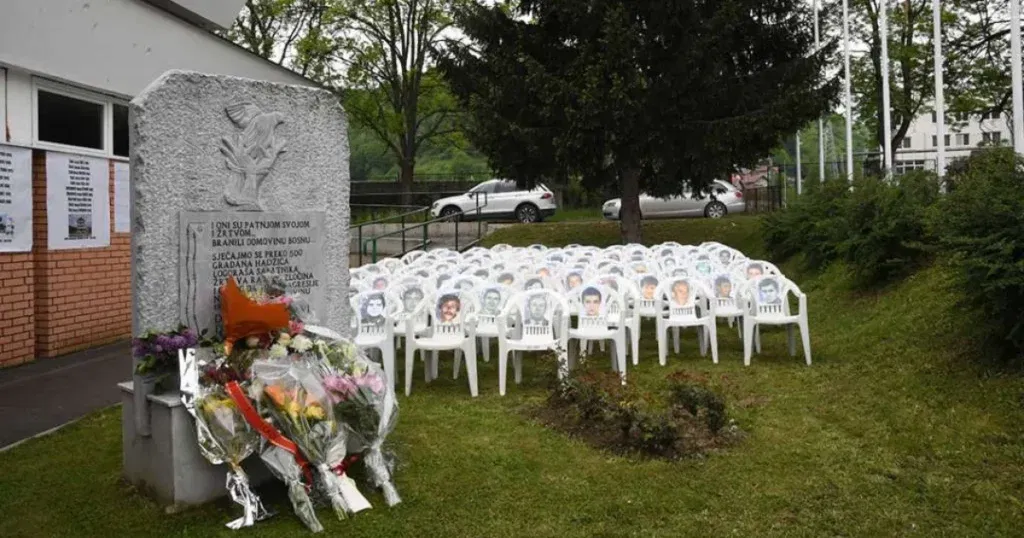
[545, 207, 604, 222]
[3, 216, 1024, 537]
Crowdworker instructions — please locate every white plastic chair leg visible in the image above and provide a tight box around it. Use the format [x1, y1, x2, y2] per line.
[513, 352, 523, 384]
[708, 322, 719, 365]
[630, 324, 640, 366]
[743, 321, 755, 366]
[614, 338, 627, 384]
[754, 325, 762, 354]
[788, 325, 796, 356]
[498, 348, 509, 396]
[405, 344, 416, 396]
[599, 340, 606, 352]
[800, 321, 812, 365]
[453, 348, 463, 379]
[464, 342, 479, 397]
[699, 327, 708, 356]
[657, 322, 668, 366]
[382, 345, 396, 389]
[481, 337, 491, 362]
[673, 326, 680, 354]
[586, 340, 594, 354]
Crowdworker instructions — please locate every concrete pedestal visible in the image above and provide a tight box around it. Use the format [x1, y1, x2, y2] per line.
[119, 382, 270, 507]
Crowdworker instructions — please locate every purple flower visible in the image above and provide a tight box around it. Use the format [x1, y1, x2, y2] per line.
[155, 335, 172, 348]
[323, 375, 358, 403]
[170, 335, 187, 349]
[153, 345, 164, 353]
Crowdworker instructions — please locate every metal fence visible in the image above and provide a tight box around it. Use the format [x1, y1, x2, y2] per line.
[742, 186, 784, 213]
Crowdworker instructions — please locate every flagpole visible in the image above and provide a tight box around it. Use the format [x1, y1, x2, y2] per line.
[1011, 0, 1024, 154]
[933, 0, 946, 185]
[842, 0, 855, 182]
[879, 0, 893, 176]
[814, 0, 825, 181]
[796, 131, 803, 195]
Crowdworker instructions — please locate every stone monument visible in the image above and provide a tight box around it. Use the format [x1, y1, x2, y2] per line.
[120, 70, 351, 506]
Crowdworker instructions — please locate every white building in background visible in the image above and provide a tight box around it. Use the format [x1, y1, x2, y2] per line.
[0, 0, 315, 158]
[893, 106, 1011, 174]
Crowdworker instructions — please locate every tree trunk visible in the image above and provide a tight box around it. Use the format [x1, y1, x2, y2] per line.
[399, 160, 415, 207]
[619, 167, 643, 245]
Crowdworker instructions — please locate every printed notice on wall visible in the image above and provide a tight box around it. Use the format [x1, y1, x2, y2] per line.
[113, 162, 130, 233]
[46, 152, 110, 250]
[0, 144, 33, 252]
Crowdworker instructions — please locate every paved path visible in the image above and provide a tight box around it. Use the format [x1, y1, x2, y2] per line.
[0, 341, 130, 450]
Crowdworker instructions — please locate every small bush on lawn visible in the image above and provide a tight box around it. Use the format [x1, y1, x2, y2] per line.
[929, 148, 1024, 362]
[762, 179, 850, 269]
[835, 171, 940, 286]
[537, 362, 738, 459]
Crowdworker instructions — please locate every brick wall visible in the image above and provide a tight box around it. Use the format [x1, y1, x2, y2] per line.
[0, 252, 35, 367]
[0, 150, 131, 367]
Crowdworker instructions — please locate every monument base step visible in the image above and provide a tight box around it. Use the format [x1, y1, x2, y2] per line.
[119, 381, 271, 508]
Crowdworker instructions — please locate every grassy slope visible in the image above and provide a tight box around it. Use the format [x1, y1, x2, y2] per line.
[3, 216, 1024, 537]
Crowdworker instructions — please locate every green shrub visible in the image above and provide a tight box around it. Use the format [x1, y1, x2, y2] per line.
[835, 171, 940, 286]
[545, 365, 734, 459]
[762, 179, 850, 269]
[929, 148, 1024, 361]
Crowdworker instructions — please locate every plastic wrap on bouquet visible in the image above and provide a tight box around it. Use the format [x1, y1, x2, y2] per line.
[260, 444, 324, 533]
[307, 329, 402, 506]
[250, 357, 371, 521]
[179, 348, 271, 529]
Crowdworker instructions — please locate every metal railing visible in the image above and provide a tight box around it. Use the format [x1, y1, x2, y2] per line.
[743, 186, 784, 213]
[352, 193, 490, 266]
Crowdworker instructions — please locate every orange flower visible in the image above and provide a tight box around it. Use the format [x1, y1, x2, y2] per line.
[220, 276, 290, 354]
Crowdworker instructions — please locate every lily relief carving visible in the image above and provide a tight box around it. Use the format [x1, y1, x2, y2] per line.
[220, 102, 287, 210]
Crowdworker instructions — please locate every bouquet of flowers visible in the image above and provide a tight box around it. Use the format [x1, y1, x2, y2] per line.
[310, 332, 402, 506]
[251, 356, 371, 522]
[180, 347, 270, 529]
[134, 325, 198, 388]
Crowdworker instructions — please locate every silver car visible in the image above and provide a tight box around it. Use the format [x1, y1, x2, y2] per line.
[602, 180, 746, 220]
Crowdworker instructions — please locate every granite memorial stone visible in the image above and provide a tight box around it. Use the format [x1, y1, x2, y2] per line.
[124, 70, 351, 506]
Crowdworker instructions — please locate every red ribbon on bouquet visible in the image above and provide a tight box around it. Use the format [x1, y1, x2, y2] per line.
[225, 380, 314, 490]
[331, 454, 361, 477]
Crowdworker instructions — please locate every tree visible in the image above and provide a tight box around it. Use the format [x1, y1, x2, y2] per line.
[225, 0, 344, 83]
[848, 0, 936, 166]
[443, 0, 839, 242]
[849, 0, 1012, 164]
[337, 0, 466, 202]
[227, 0, 470, 198]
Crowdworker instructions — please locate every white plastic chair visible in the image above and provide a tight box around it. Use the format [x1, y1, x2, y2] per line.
[567, 283, 629, 382]
[654, 277, 719, 365]
[404, 289, 481, 396]
[742, 276, 811, 366]
[351, 290, 399, 387]
[496, 289, 570, 395]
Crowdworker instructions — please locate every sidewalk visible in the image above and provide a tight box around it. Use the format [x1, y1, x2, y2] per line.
[0, 341, 130, 450]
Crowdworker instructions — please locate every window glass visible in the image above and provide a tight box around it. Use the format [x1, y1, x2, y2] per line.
[37, 90, 103, 150]
[113, 104, 129, 157]
[496, 180, 519, 193]
[469, 181, 496, 194]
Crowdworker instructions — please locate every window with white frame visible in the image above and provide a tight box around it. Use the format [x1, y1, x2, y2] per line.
[901, 137, 912, 149]
[932, 134, 951, 147]
[894, 160, 926, 175]
[955, 133, 970, 146]
[33, 78, 129, 158]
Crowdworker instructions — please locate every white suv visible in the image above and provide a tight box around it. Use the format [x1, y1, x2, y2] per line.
[430, 180, 557, 223]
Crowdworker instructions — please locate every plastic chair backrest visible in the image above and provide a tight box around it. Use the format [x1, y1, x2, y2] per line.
[573, 282, 623, 333]
[352, 290, 397, 338]
[747, 275, 795, 318]
[504, 289, 568, 343]
[428, 288, 480, 341]
[655, 276, 710, 320]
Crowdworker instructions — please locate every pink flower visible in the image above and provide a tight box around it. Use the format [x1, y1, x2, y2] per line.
[290, 320, 305, 335]
[323, 375, 358, 402]
[354, 373, 384, 394]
